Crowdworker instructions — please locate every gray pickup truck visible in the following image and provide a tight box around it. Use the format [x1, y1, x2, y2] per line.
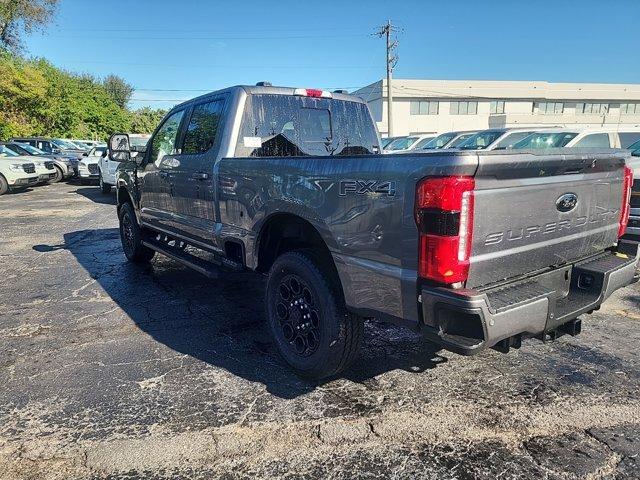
[108, 84, 639, 379]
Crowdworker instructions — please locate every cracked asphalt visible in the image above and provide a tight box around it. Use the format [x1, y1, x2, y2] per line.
[1, 182, 639, 479]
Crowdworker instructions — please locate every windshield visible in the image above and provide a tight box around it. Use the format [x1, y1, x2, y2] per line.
[386, 137, 418, 151]
[492, 131, 535, 150]
[447, 133, 474, 148]
[381, 137, 397, 148]
[0, 145, 19, 157]
[72, 142, 91, 150]
[512, 132, 579, 149]
[235, 95, 379, 157]
[413, 137, 435, 149]
[422, 132, 457, 149]
[627, 138, 640, 151]
[52, 139, 80, 150]
[12, 143, 45, 155]
[458, 131, 504, 150]
[89, 147, 107, 156]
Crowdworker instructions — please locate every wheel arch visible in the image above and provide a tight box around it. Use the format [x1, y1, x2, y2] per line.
[254, 213, 346, 302]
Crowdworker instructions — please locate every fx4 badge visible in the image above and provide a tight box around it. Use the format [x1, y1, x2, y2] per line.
[338, 180, 397, 197]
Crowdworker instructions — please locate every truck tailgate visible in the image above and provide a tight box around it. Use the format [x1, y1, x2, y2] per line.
[468, 151, 628, 289]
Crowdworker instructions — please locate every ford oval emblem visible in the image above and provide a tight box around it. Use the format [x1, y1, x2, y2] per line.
[556, 193, 578, 212]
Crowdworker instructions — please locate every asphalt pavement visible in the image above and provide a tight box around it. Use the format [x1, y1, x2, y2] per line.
[1, 182, 639, 479]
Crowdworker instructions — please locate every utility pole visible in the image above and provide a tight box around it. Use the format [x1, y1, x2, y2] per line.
[375, 20, 398, 137]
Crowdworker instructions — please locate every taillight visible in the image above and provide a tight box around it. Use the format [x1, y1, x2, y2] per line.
[293, 88, 332, 98]
[415, 176, 475, 284]
[618, 166, 634, 238]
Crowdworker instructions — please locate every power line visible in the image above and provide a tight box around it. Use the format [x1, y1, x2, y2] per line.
[47, 33, 368, 41]
[66, 61, 378, 69]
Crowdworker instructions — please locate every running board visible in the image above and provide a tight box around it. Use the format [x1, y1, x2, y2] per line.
[142, 238, 240, 279]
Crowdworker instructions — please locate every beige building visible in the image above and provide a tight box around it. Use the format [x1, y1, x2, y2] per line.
[352, 79, 640, 137]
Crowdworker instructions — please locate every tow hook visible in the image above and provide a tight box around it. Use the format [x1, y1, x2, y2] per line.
[559, 319, 582, 336]
[493, 335, 522, 354]
[541, 319, 583, 343]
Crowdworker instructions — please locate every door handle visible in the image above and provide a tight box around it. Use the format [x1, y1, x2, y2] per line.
[159, 171, 171, 179]
[192, 172, 209, 180]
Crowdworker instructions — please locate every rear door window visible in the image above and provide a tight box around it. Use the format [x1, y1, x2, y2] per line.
[235, 94, 379, 157]
[182, 99, 225, 155]
[573, 133, 611, 148]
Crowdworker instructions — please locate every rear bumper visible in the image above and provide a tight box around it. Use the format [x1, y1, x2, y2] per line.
[420, 245, 639, 355]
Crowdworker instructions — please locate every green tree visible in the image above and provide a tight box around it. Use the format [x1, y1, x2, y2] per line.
[130, 107, 167, 134]
[0, 0, 59, 53]
[0, 52, 132, 141]
[103, 74, 134, 109]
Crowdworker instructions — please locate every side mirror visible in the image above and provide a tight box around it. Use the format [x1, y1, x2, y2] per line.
[51, 148, 61, 154]
[82, 152, 88, 157]
[108, 133, 131, 162]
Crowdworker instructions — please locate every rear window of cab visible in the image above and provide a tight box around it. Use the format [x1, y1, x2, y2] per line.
[235, 94, 379, 157]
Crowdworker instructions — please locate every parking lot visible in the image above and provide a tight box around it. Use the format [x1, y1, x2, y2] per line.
[0, 182, 639, 479]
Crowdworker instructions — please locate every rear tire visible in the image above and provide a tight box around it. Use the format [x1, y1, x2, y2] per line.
[266, 250, 363, 379]
[51, 165, 64, 183]
[100, 175, 111, 194]
[0, 175, 8, 196]
[118, 202, 155, 263]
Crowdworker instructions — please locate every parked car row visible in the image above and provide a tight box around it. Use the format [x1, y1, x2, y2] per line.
[383, 126, 640, 153]
[384, 126, 640, 240]
[0, 134, 154, 195]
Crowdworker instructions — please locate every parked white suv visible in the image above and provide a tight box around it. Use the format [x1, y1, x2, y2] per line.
[99, 134, 150, 193]
[78, 145, 106, 184]
[0, 146, 40, 195]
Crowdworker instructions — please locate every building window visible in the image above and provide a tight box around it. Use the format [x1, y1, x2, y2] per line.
[410, 100, 439, 115]
[489, 100, 505, 114]
[621, 103, 640, 115]
[450, 101, 478, 115]
[576, 102, 609, 114]
[535, 102, 564, 115]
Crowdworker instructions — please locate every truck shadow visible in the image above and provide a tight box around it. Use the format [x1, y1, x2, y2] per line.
[71, 187, 117, 205]
[36, 228, 447, 399]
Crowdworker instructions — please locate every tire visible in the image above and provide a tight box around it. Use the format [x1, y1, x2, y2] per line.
[0, 175, 8, 196]
[51, 165, 64, 183]
[100, 175, 111, 194]
[266, 250, 363, 379]
[118, 202, 155, 264]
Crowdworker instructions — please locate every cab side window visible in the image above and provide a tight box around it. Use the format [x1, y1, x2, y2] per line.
[574, 133, 610, 148]
[150, 110, 185, 164]
[182, 100, 225, 155]
[38, 141, 51, 152]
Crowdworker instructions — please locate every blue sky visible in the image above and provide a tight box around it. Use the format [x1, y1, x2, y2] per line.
[24, 0, 640, 110]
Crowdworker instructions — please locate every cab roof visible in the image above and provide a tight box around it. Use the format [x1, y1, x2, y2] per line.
[173, 85, 364, 110]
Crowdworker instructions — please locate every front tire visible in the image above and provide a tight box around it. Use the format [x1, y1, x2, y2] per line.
[266, 250, 363, 379]
[118, 202, 155, 263]
[0, 175, 8, 196]
[51, 165, 64, 183]
[100, 175, 111, 194]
